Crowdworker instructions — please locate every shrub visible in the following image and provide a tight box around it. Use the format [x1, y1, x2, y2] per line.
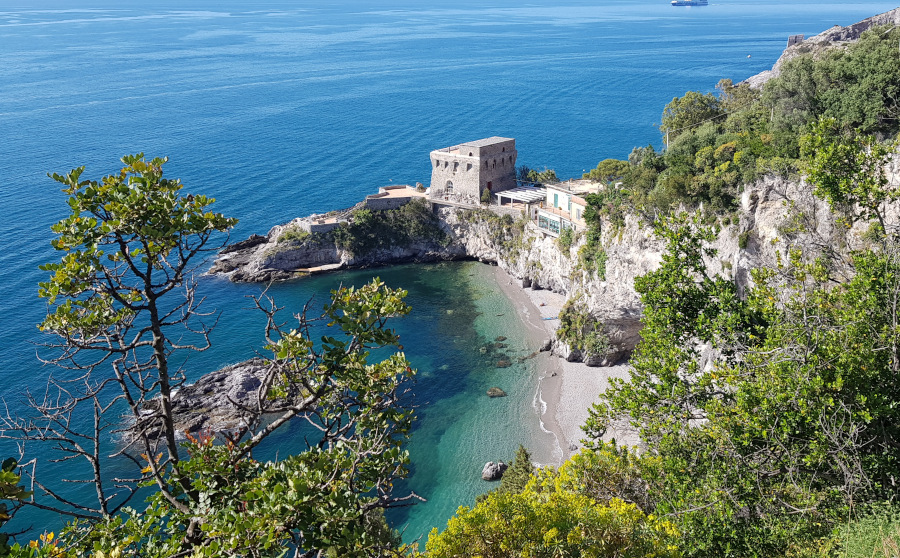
[836, 504, 900, 558]
[277, 225, 310, 244]
[557, 298, 608, 358]
[557, 226, 574, 251]
[333, 198, 447, 256]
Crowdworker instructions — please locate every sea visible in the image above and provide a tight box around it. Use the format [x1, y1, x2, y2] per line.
[1, 0, 897, 545]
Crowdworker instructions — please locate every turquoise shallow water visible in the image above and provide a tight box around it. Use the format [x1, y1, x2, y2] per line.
[3, 0, 900, 543]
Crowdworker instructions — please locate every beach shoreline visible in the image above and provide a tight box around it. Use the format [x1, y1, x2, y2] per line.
[489, 266, 638, 465]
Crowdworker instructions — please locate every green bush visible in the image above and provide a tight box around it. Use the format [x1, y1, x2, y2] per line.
[277, 225, 310, 244]
[557, 298, 608, 358]
[836, 504, 900, 558]
[332, 198, 447, 257]
[557, 226, 574, 251]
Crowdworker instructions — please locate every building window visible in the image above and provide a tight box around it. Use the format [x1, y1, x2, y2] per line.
[538, 214, 561, 234]
[446, 180, 454, 192]
[467, 163, 472, 171]
[453, 161, 459, 172]
[553, 193, 558, 207]
[487, 181, 492, 190]
[434, 160, 439, 168]
[469, 152, 473, 156]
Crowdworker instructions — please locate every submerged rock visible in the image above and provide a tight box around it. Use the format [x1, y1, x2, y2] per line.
[481, 461, 508, 481]
[495, 358, 512, 368]
[486, 387, 507, 398]
[495, 336, 507, 342]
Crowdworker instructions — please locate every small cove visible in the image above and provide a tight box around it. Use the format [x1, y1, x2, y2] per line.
[215, 261, 561, 543]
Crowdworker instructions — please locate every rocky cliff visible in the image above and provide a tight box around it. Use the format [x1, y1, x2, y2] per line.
[745, 7, 900, 89]
[210, 168, 881, 369]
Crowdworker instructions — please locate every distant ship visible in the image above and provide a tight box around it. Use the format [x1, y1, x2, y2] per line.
[672, 0, 708, 5]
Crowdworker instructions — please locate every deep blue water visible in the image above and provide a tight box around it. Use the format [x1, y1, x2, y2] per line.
[2, 0, 899, 543]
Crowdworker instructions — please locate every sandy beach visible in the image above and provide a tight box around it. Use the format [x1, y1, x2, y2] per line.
[490, 266, 638, 464]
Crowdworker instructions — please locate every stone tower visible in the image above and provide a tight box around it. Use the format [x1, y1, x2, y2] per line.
[429, 137, 517, 202]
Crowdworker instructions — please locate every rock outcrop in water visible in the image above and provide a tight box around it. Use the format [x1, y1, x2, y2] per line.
[141, 359, 273, 438]
[481, 461, 507, 481]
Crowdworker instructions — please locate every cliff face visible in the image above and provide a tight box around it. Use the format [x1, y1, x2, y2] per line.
[745, 7, 900, 89]
[211, 163, 893, 368]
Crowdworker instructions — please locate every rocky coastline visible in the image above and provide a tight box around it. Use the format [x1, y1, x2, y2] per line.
[181, 9, 900, 444]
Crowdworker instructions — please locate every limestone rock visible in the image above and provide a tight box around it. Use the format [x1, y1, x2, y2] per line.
[487, 387, 507, 398]
[745, 7, 900, 89]
[481, 461, 508, 481]
[138, 358, 275, 439]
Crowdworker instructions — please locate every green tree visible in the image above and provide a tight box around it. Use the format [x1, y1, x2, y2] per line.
[584, 159, 630, 184]
[587, 206, 900, 556]
[517, 165, 559, 185]
[801, 117, 898, 231]
[0, 458, 30, 556]
[661, 91, 724, 145]
[426, 448, 679, 558]
[3, 156, 418, 556]
[65, 279, 417, 557]
[480, 187, 492, 204]
[586, 212, 751, 445]
[476, 445, 536, 504]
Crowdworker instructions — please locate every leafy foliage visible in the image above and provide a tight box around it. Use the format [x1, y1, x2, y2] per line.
[32, 280, 417, 557]
[426, 447, 679, 558]
[661, 91, 724, 145]
[476, 445, 535, 504]
[277, 225, 311, 244]
[580, 25, 900, 219]
[556, 226, 574, 251]
[586, 205, 900, 556]
[583, 159, 630, 184]
[835, 503, 900, 558]
[10, 156, 420, 557]
[557, 297, 609, 359]
[516, 165, 559, 185]
[801, 117, 899, 230]
[0, 459, 30, 556]
[333, 198, 447, 256]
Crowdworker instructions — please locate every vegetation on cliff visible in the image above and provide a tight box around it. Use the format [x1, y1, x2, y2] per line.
[9, 18, 900, 558]
[428, 25, 900, 558]
[333, 198, 448, 257]
[582, 25, 900, 217]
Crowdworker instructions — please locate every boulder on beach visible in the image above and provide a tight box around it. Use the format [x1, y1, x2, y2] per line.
[481, 461, 508, 481]
[486, 387, 507, 398]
